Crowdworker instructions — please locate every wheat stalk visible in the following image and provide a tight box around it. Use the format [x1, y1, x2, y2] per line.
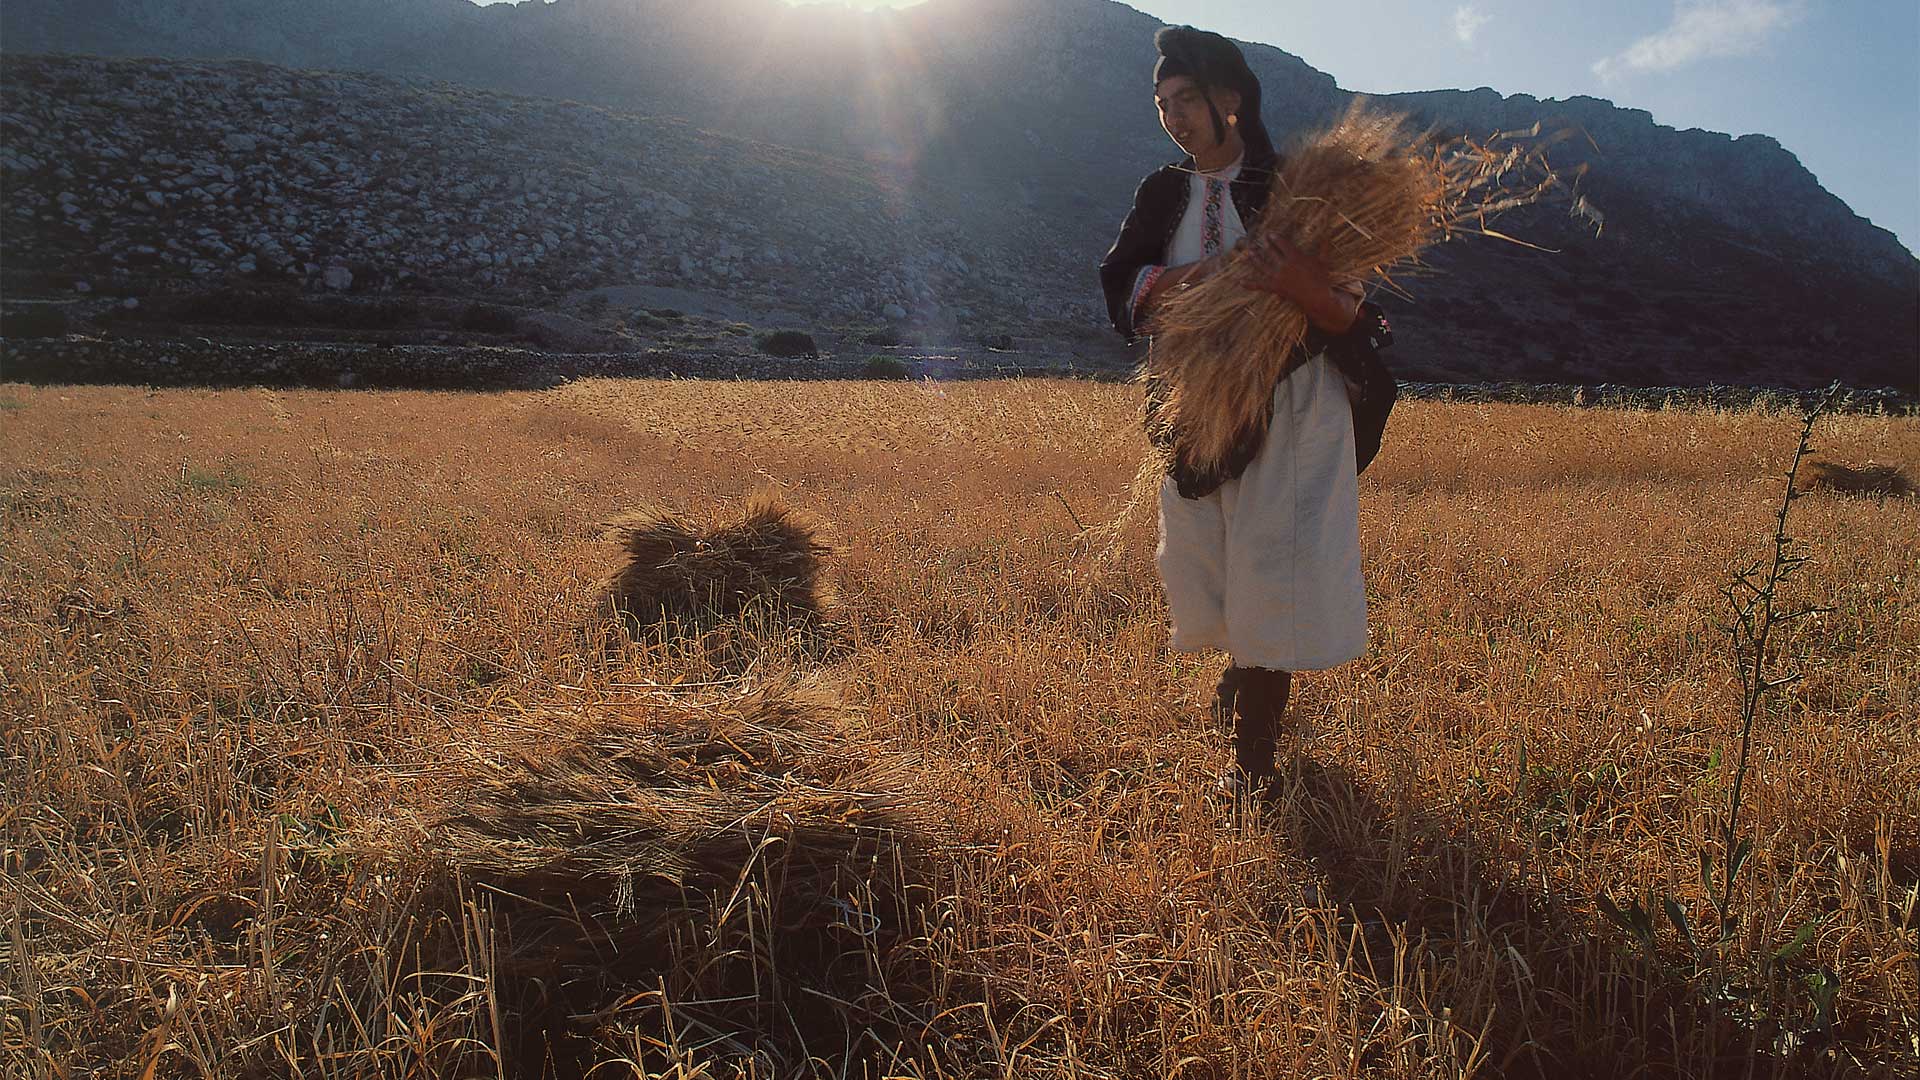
[1145, 102, 1568, 475]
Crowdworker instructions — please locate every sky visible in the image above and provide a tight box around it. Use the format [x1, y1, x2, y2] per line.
[1112, 0, 1920, 254]
[484, 1, 1920, 255]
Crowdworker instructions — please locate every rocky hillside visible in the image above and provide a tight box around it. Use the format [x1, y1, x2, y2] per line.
[0, 56, 1066, 336]
[3, 0, 1915, 388]
[6, 0, 1911, 269]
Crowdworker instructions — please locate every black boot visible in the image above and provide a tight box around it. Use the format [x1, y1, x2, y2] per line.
[1231, 666, 1292, 795]
[1212, 664, 1244, 733]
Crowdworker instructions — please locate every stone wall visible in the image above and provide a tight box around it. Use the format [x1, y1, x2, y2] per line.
[4, 334, 1912, 415]
[0, 336, 1109, 389]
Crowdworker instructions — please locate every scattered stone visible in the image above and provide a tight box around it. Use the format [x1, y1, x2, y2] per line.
[322, 264, 353, 291]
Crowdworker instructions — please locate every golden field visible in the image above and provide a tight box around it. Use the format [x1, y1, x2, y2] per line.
[1, 378, 1915, 1079]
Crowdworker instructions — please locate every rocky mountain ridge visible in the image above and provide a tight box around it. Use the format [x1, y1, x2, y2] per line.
[3, 0, 1915, 388]
[6, 0, 1911, 277]
[1, 57, 1061, 333]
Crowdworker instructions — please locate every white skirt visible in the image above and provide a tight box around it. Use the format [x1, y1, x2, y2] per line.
[1156, 355, 1368, 672]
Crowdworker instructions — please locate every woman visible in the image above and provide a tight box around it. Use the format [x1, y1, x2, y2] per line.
[1099, 26, 1369, 803]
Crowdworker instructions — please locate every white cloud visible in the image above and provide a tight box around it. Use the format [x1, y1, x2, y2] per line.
[1592, 0, 1805, 80]
[1453, 5, 1492, 46]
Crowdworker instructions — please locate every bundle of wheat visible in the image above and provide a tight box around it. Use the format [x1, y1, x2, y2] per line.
[604, 491, 836, 632]
[1806, 459, 1914, 498]
[428, 678, 941, 1071]
[437, 680, 924, 928]
[1147, 102, 1567, 475]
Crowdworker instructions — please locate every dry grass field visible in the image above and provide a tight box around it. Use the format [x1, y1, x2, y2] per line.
[2, 378, 1915, 1079]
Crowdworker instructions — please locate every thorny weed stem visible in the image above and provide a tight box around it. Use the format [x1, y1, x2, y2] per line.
[1716, 383, 1840, 931]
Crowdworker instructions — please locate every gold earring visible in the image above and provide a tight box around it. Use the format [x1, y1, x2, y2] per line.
[1228, 114, 1239, 126]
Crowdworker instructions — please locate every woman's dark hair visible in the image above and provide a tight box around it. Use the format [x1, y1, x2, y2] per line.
[1153, 26, 1275, 160]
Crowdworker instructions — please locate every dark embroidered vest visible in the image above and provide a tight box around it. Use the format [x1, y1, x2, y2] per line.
[1096, 147, 1337, 499]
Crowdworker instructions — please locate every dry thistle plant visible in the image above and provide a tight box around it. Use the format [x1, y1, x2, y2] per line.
[1146, 101, 1571, 475]
[1599, 386, 1854, 1050]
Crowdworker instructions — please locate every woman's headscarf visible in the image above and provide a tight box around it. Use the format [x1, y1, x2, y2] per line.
[1152, 26, 1275, 161]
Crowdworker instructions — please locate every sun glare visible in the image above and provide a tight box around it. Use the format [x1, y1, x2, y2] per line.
[782, 0, 926, 9]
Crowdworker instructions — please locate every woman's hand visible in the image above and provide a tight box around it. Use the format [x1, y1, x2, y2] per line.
[1240, 232, 1327, 300]
[1136, 246, 1238, 326]
[1238, 232, 1359, 333]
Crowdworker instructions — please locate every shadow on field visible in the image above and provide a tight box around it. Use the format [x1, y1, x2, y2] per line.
[1275, 757, 1794, 1080]
[458, 841, 955, 1079]
[409, 687, 981, 1080]
[405, 494, 989, 1079]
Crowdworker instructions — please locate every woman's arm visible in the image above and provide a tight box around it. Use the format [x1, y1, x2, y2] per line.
[1132, 249, 1235, 329]
[1098, 170, 1184, 342]
[1136, 234, 1362, 336]
[1241, 232, 1360, 334]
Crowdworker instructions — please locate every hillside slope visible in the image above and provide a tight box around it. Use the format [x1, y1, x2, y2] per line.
[3, 0, 1915, 387]
[0, 56, 1058, 334]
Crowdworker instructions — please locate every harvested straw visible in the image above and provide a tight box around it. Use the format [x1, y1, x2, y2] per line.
[429, 678, 941, 1070]
[437, 680, 924, 907]
[1806, 459, 1914, 499]
[604, 491, 836, 631]
[1147, 102, 1567, 475]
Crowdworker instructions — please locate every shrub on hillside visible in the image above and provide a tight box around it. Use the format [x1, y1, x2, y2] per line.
[755, 330, 818, 358]
[117, 289, 419, 330]
[459, 304, 520, 334]
[0, 305, 70, 339]
[312, 298, 419, 330]
[862, 326, 904, 347]
[163, 289, 306, 326]
[862, 355, 910, 380]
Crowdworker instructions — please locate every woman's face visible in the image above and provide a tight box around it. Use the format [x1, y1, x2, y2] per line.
[1155, 75, 1241, 160]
